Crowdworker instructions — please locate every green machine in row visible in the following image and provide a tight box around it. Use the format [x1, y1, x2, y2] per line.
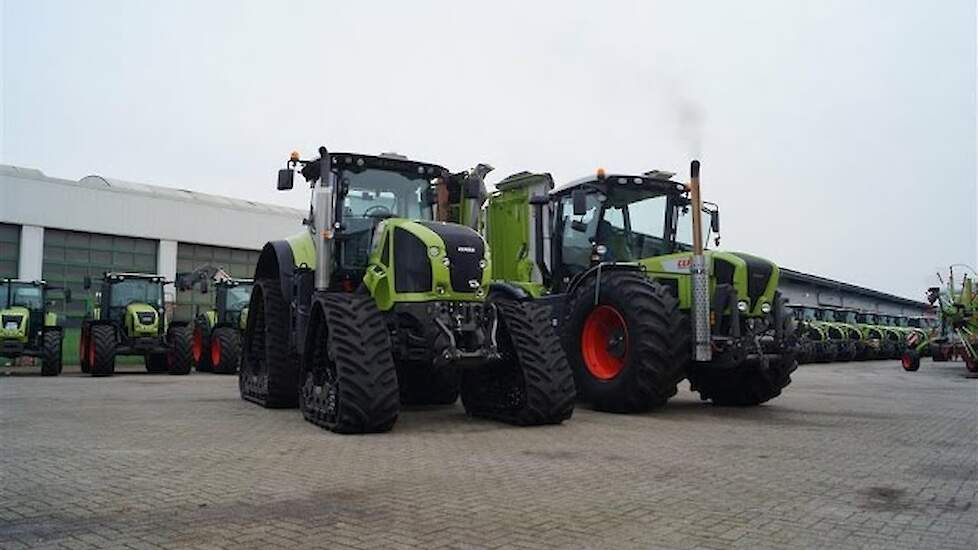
[80, 272, 194, 376]
[177, 265, 253, 374]
[0, 279, 69, 376]
[238, 149, 575, 434]
[484, 163, 797, 412]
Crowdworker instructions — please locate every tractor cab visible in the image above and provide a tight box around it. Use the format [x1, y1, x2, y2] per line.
[215, 279, 253, 329]
[84, 273, 166, 341]
[788, 305, 819, 322]
[550, 171, 718, 287]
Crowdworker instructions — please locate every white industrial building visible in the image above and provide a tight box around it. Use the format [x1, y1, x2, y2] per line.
[0, 164, 303, 323]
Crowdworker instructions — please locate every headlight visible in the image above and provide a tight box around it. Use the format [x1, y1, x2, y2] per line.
[595, 244, 608, 256]
[760, 303, 772, 314]
[441, 257, 451, 267]
[428, 246, 441, 257]
[737, 301, 749, 313]
[478, 259, 487, 269]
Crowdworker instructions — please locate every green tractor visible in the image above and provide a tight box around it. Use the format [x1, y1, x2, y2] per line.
[817, 307, 862, 362]
[903, 268, 978, 372]
[787, 305, 833, 364]
[177, 265, 252, 374]
[853, 312, 888, 360]
[484, 162, 797, 412]
[239, 149, 575, 434]
[79, 272, 194, 376]
[0, 279, 69, 376]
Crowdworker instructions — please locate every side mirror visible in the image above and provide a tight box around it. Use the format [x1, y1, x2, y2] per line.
[710, 210, 720, 234]
[200, 280, 209, 295]
[572, 189, 588, 216]
[277, 169, 295, 191]
[83, 276, 91, 290]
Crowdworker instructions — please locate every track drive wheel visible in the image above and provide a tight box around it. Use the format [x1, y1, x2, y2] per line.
[299, 293, 399, 434]
[460, 298, 575, 425]
[564, 272, 687, 413]
[239, 279, 299, 408]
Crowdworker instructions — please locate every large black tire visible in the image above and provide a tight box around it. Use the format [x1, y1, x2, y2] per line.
[209, 326, 241, 374]
[239, 279, 299, 408]
[688, 354, 797, 406]
[299, 294, 400, 434]
[89, 324, 117, 377]
[79, 325, 91, 374]
[460, 298, 575, 425]
[40, 330, 63, 376]
[167, 324, 194, 375]
[563, 272, 687, 413]
[193, 316, 213, 372]
[398, 365, 460, 405]
[901, 349, 920, 372]
[145, 353, 168, 373]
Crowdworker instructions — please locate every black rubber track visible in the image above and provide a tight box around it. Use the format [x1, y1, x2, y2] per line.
[89, 324, 117, 377]
[397, 365, 460, 406]
[193, 316, 213, 372]
[563, 272, 687, 413]
[210, 326, 241, 374]
[40, 330, 62, 376]
[167, 325, 194, 375]
[239, 279, 298, 408]
[299, 293, 399, 434]
[144, 353, 168, 373]
[460, 299, 575, 426]
[688, 353, 797, 406]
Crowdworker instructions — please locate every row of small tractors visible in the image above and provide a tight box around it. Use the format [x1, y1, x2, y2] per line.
[0, 271, 252, 377]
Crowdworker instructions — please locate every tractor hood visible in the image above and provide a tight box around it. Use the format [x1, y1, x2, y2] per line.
[0, 306, 29, 342]
[638, 250, 780, 317]
[125, 303, 160, 337]
[279, 219, 492, 312]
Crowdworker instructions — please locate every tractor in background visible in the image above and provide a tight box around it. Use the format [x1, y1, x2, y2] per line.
[79, 272, 193, 376]
[177, 265, 252, 374]
[239, 149, 574, 434]
[817, 307, 862, 362]
[484, 162, 796, 412]
[0, 279, 70, 376]
[902, 267, 978, 372]
[788, 305, 833, 363]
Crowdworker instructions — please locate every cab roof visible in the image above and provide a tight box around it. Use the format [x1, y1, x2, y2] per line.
[552, 172, 688, 196]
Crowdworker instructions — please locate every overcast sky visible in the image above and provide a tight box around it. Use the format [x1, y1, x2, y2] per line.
[2, 0, 975, 300]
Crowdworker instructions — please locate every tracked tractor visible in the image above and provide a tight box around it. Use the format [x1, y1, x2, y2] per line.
[177, 265, 252, 374]
[239, 149, 574, 434]
[79, 273, 194, 376]
[485, 162, 797, 412]
[0, 279, 69, 376]
[902, 267, 978, 372]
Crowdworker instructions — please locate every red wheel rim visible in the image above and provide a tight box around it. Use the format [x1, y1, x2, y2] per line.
[581, 305, 628, 380]
[211, 336, 222, 368]
[192, 328, 203, 362]
[79, 332, 87, 365]
[901, 354, 913, 371]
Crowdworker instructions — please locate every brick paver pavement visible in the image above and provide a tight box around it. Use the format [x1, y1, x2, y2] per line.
[1, 360, 975, 549]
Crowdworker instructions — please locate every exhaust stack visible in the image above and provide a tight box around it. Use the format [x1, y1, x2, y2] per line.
[689, 160, 712, 362]
[312, 147, 336, 291]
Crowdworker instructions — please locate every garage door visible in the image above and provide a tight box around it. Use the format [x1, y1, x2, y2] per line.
[174, 243, 260, 322]
[0, 223, 19, 279]
[42, 229, 158, 321]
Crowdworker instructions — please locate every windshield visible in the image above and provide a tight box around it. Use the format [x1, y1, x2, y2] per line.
[341, 168, 432, 220]
[820, 310, 837, 322]
[110, 279, 162, 308]
[842, 311, 858, 324]
[3, 283, 43, 310]
[225, 284, 252, 311]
